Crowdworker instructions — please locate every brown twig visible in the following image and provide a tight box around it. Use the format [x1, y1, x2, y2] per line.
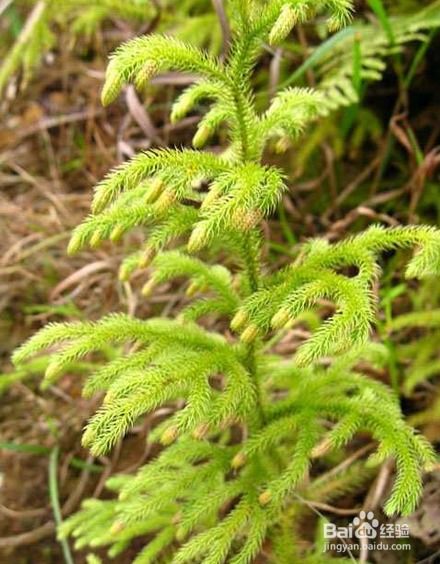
[125, 85, 163, 145]
[269, 48, 283, 100]
[359, 459, 394, 563]
[0, 504, 47, 519]
[306, 501, 363, 516]
[323, 157, 381, 221]
[0, 522, 55, 548]
[211, 0, 231, 56]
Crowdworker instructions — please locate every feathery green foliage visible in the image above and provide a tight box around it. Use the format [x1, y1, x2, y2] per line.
[388, 308, 440, 395]
[0, 0, 219, 95]
[12, 1, 440, 561]
[283, 1, 440, 114]
[0, 0, 153, 94]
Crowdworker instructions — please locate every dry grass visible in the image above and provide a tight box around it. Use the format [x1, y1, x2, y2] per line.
[0, 10, 439, 563]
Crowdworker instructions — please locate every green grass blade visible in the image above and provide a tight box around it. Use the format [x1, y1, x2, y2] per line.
[49, 446, 75, 564]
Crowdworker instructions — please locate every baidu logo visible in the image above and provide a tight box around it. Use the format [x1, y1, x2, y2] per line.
[324, 510, 379, 540]
[324, 511, 409, 541]
[352, 511, 379, 539]
[323, 511, 411, 553]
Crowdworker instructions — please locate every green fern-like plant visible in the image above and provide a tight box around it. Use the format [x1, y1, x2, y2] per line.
[0, 0, 149, 95]
[388, 308, 440, 395]
[282, 0, 440, 115]
[0, 0, 219, 96]
[12, 1, 440, 561]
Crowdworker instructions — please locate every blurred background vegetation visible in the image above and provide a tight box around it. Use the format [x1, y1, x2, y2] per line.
[0, 0, 439, 562]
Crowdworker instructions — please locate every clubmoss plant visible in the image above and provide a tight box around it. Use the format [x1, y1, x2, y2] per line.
[285, 1, 440, 115]
[0, 0, 220, 96]
[388, 309, 440, 394]
[0, 0, 148, 95]
[13, 1, 440, 561]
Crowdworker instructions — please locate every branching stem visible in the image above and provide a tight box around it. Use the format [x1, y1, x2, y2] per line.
[228, 17, 267, 427]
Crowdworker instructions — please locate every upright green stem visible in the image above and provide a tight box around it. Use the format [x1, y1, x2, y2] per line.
[241, 232, 265, 425]
[241, 231, 260, 293]
[227, 47, 266, 426]
[245, 341, 266, 426]
[229, 81, 251, 162]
